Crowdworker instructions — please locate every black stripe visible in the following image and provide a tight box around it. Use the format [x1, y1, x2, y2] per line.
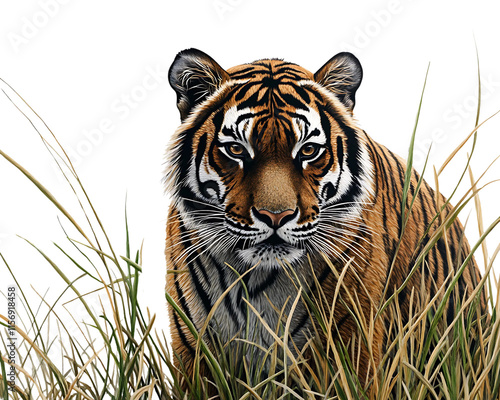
[291, 265, 332, 337]
[446, 291, 455, 326]
[458, 272, 466, 302]
[178, 219, 213, 315]
[279, 93, 309, 111]
[315, 108, 339, 195]
[294, 85, 311, 104]
[417, 176, 430, 228]
[329, 312, 353, 342]
[240, 88, 269, 110]
[174, 277, 193, 325]
[447, 224, 458, 271]
[235, 112, 256, 125]
[175, 93, 233, 191]
[336, 136, 344, 176]
[248, 270, 279, 297]
[196, 133, 221, 202]
[290, 312, 309, 338]
[288, 112, 310, 127]
[303, 85, 325, 103]
[320, 104, 365, 207]
[234, 82, 259, 102]
[386, 149, 406, 239]
[436, 237, 449, 282]
[173, 218, 196, 326]
[381, 196, 391, 255]
[377, 145, 400, 209]
[277, 72, 307, 81]
[222, 126, 239, 141]
[336, 312, 351, 330]
[226, 218, 260, 232]
[431, 245, 441, 285]
[173, 312, 195, 357]
[365, 135, 384, 196]
[321, 182, 336, 202]
[318, 106, 332, 141]
[366, 137, 394, 256]
[230, 66, 260, 78]
[210, 255, 240, 326]
[398, 280, 409, 308]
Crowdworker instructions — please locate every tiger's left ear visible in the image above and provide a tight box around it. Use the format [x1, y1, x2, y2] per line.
[314, 52, 363, 111]
[169, 48, 230, 121]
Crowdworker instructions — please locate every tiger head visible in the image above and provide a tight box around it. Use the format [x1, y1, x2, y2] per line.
[166, 49, 374, 269]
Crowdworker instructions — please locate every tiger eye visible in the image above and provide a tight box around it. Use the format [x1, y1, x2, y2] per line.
[301, 144, 316, 157]
[228, 143, 244, 156]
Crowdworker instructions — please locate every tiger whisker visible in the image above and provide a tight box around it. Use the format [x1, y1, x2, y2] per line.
[172, 226, 226, 264]
[318, 219, 375, 237]
[179, 196, 224, 211]
[314, 229, 370, 261]
[165, 210, 225, 223]
[316, 221, 378, 244]
[321, 202, 383, 217]
[317, 224, 375, 250]
[307, 230, 366, 272]
[176, 230, 229, 266]
[308, 235, 346, 264]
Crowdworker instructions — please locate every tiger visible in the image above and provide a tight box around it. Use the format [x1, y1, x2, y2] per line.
[164, 48, 486, 390]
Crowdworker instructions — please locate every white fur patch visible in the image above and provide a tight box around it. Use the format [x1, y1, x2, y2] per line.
[291, 108, 327, 161]
[185, 143, 225, 203]
[219, 106, 255, 159]
[235, 210, 306, 269]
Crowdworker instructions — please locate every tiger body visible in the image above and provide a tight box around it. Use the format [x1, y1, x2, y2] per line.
[164, 49, 484, 384]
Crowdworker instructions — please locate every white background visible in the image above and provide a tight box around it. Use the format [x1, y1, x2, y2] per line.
[1, 0, 500, 341]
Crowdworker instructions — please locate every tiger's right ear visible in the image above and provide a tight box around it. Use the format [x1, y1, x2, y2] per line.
[169, 48, 230, 121]
[314, 52, 363, 111]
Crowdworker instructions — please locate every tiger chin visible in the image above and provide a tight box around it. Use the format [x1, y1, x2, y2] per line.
[164, 48, 486, 391]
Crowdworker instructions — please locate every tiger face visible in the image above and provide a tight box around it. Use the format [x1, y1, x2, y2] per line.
[166, 49, 374, 269]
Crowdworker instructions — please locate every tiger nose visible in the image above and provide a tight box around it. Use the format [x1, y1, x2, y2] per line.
[253, 208, 298, 229]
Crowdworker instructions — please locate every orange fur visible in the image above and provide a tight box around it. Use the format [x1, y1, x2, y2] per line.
[165, 51, 486, 392]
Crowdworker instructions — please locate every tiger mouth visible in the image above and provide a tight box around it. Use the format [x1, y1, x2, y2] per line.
[259, 233, 287, 246]
[232, 232, 291, 251]
[233, 234, 306, 267]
